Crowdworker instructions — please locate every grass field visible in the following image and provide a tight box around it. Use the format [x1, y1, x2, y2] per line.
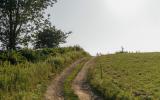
[88, 53, 160, 100]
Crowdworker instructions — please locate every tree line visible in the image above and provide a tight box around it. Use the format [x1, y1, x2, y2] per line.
[0, 0, 70, 50]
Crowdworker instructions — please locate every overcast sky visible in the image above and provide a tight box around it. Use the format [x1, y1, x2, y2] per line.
[47, 0, 160, 55]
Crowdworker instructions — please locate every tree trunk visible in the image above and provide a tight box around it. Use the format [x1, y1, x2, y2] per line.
[8, 1, 16, 50]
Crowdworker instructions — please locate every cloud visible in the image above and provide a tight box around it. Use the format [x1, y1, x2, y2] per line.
[50, 0, 160, 55]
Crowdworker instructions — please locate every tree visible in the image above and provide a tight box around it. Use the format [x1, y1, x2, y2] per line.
[0, 0, 56, 50]
[34, 26, 71, 49]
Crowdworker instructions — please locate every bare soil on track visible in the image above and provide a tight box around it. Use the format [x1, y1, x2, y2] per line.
[45, 57, 103, 100]
[72, 57, 103, 100]
[45, 58, 85, 100]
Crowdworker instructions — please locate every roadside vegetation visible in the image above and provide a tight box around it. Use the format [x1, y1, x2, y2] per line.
[88, 53, 160, 100]
[0, 46, 89, 100]
[0, 1, 89, 100]
[63, 58, 90, 100]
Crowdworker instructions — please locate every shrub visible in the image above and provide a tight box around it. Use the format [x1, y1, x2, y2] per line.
[20, 49, 37, 62]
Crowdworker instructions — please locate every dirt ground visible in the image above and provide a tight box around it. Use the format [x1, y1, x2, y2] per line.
[45, 57, 103, 100]
[44, 58, 85, 100]
[72, 57, 103, 100]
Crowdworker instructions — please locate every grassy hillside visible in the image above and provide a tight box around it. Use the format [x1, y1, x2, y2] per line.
[0, 46, 89, 100]
[88, 53, 160, 100]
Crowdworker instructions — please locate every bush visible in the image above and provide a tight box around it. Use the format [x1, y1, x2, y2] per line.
[7, 51, 25, 64]
[20, 49, 37, 62]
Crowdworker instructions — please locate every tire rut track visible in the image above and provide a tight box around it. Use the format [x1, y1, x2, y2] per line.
[72, 57, 103, 100]
[45, 58, 85, 100]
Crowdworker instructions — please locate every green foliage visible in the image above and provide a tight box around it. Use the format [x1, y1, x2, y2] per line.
[0, 50, 25, 64]
[34, 27, 71, 49]
[0, 46, 89, 100]
[48, 56, 65, 70]
[0, 0, 56, 50]
[0, 46, 87, 64]
[19, 49, 36, 60]
[88, 53, 160, 100]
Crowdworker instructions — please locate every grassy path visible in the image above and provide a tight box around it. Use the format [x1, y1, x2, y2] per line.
[63, 58, 89, 100]
[72, 57, 103, 100]
[45, 57, 103, 100]
[45, 58, 86, 100]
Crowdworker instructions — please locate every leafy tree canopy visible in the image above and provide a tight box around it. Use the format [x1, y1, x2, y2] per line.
[34, 26, 71, 49]
[0, 0, 56, 50]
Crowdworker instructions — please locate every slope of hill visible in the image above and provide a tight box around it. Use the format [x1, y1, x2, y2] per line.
[88, 53, 160, 99]
[0, 46, 89, 100]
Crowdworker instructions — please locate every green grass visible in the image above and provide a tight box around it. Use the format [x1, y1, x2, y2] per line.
[88, 52, 160, 100]
[64, 57, 89, 100]
[0, 47, 89, 100]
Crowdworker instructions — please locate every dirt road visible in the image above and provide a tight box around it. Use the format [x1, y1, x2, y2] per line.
[45, 58, 85, 100]
[72, 57, 103, 100]
[45, 57, 103, 100]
